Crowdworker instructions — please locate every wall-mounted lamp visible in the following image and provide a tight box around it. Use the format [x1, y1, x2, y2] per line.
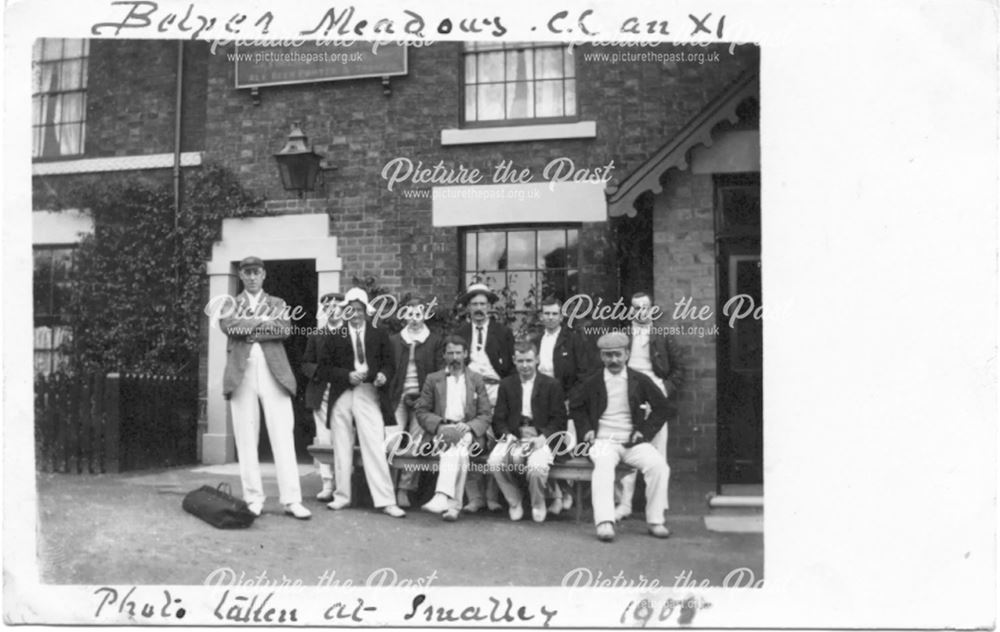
[273, 122, 336, 198]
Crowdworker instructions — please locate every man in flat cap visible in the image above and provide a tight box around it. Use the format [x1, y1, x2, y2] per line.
[454, 282, 514, 512]
[615, 291, 685, 520]
[301, 291, 347, 502]
[220, 256, 311, 519]
[570, 331, 671, 541]
[316, 287, 406, 518]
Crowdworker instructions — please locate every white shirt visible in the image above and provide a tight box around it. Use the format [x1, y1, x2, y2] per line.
[444, 371, 467, 422]
[349, 323, 369, 373]
[520, 375, 535, 419]
[468, 319, 500, 380]
[628, 324, 667, 396]
[245, 291, 265, 361]
[628, 324, 654, 374]
[538, 328, 559, 378]
[597, 369, 632, 440]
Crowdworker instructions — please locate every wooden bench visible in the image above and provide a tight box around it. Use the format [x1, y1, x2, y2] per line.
[307, 444, 633, 522]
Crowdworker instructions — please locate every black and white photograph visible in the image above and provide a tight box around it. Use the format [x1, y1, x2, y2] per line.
[2, 0, 996, 628]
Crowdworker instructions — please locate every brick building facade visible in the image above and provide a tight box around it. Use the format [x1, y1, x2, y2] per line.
[32, 38, 761, 489]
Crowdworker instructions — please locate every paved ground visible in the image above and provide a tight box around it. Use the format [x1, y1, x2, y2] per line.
[34, 466, 762, 587]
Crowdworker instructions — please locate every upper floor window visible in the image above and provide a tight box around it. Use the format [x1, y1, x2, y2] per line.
[463, 42, 576, 125]
[32, 38, 89, 159]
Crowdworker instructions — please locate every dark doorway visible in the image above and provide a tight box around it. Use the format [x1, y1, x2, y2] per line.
[714, 173, 763, 489]
[238, 259, 317, 463]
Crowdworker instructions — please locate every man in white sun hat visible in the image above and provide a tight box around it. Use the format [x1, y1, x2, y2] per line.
[315, 287, 406, 518]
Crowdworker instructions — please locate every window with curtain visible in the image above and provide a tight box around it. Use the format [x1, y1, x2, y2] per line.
[32, 38, 89, 159]
[34, 246, 76, 375]
[463, 42, 576, 124]
[462, 226, 580, 311]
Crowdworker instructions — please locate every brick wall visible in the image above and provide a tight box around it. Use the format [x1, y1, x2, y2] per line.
[201, 42, 757, 303]
[653, 170, 719, 478]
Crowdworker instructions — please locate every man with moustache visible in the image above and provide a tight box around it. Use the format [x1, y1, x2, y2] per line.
[220, 256, 311, 519]
[301, 291, 347, 503]
[415, 336, 492, 522]
[454, 282, 513, 513]
[571, 332, 671, 542]
[615, 291, 685, 521]
[487, 341, 566, 522]
[535, 295, 600, 514]
[385, 295, 445, 508]
[317, 287, 406, 518]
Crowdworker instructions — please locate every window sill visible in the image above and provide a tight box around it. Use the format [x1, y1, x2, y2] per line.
[440, 121, 596, 146]
[32, 152, 203, 175]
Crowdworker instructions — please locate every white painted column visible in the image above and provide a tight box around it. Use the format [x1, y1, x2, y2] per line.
[202, 267, 238, 464]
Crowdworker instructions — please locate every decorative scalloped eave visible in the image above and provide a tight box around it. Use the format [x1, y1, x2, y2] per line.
[606, 72, 759, 218]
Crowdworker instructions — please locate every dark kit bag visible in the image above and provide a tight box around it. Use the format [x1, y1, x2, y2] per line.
[182, 483, 257, 529]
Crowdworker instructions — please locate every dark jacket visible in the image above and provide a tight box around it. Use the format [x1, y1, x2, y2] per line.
[454, 319, 515, 379]
[492, 372, 566, 441]
[537, 326, 600, 398]
[300, 326, 349, 412]
[314, 322, 394, 408]
[629, 328, 685, 398]
[414, 368, 493, 452]
[220, 292, 297, 397]
[385, 329, 445, 410]
[569, 368, 671, 447]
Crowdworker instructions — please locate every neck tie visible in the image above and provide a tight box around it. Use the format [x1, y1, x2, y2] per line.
[355, 328, 366, 364]
[476, 326, 484, 351]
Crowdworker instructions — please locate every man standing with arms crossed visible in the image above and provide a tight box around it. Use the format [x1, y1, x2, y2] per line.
[220, 256, 311, 519]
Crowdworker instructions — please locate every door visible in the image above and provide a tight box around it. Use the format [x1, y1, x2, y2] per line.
[714, 174, 763, 488]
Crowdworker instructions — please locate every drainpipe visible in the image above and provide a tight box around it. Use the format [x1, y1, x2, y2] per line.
[173, 41, 185, 293]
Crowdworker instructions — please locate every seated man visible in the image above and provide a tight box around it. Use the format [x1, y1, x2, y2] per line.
[570, 332, 671, 542]
[488, 341, 566, 522]
[414, 336, 492, 521]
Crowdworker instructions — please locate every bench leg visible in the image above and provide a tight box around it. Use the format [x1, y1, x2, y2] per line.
[575, 483, 584, 523]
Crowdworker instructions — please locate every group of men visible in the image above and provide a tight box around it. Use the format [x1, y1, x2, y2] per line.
[221, 256, 684, 541]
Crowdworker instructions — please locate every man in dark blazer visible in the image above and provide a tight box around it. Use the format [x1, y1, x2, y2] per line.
[316, 287, 405, 518]
[220, 256, 310, 520]
[534, 295, 601, 515]
[487, 341, 567, 523]
[300, 291, 347, 502]
[414, 336, 492, 522]
[570, 332, 672, 542]
[616, 290, 686, 520]
[385, 295, 445, 508]
[453, 282, 513, 512]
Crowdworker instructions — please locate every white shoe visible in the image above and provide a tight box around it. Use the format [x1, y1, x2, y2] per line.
[421, 493, 451, 514]
[532, 507, 546, 523]
[548, 498, 563, 515]
[326, 497, 350, 510]
[247, 501, 263, 517]
[508, 503, 524, 521]
[561, 492, 573, 511]
[382, 505, 407, 518]
[284, 502, 312, 519]
[614, 505, 632, 521]
[316, 485, 334, 502]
